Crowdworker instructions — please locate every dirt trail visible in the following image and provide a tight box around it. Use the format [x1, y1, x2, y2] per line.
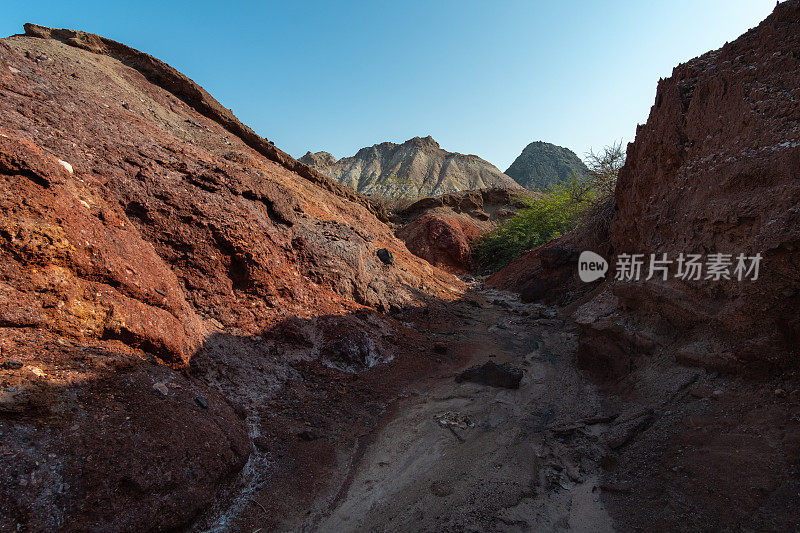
[192, 280, 800, 532]
[297, 286, 617, 532]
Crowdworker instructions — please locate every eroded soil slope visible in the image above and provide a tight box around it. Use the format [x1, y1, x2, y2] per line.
[0, 25, 462, 531]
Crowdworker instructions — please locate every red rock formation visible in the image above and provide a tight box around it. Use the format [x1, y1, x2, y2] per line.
[0, 25, 462, 531]
[490, 0, 800, 375]
[396, 188, 530, 273]
[397, 215, 479, 273]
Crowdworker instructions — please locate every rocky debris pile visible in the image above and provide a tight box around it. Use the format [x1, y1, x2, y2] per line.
[491, 0, 800, 375]
[299, 136, 521, 197]
[0, 24, 463, 531]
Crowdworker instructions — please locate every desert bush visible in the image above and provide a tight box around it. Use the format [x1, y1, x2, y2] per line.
[585, 141, 625, 197]
[473, 177, 593, 272]
[473, 144, 624, 273]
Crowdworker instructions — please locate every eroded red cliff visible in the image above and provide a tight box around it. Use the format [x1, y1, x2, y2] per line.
[491, 0, 800, 376]
[0, 25, 462, 531]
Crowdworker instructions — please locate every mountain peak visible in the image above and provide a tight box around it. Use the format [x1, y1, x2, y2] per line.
[406, 135, 440, 149]
[505, 142, 588, 190]
[301, 137, 520, 197]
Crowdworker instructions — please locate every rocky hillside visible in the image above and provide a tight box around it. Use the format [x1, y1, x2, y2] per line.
[0, 24, 462, 531]
[487, 3, 800, 529]
[4, 4, 800, 531]
[492, 0, 800, 376]
[504, 140, 589, 190]
[299, 136, 521, 197]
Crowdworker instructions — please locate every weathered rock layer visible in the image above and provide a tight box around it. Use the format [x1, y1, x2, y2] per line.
[0, 25, 461, 531]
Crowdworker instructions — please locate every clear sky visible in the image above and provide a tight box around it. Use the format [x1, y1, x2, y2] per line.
[1, 0, 778, 170]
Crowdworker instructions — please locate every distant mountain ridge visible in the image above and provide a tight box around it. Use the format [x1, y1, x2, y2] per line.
[504, 141, 589, 190]
[300, 136, 521, 198]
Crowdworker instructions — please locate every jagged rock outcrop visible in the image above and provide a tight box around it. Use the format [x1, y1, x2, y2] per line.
[491, 0, 800, 375]
[0, 25, 462, 531]
[300, 136, 522, 197]
[395, 189, 530, 273]
[505, 141, 589, 190]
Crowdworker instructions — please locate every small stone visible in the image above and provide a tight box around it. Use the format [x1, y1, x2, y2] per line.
[253, 436, 270, 451]
[376, 248, 394, 265]
[712, 389, 724, 397]
[195, 395, 208, 409]
[57, 159, 73, 175]
[775, 388, 786, 397]
[152, 382, 168, 395]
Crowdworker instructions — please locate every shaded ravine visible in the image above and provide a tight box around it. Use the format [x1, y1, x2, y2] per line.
[192, 284, 619, 531]
[304, 285, 616, 531]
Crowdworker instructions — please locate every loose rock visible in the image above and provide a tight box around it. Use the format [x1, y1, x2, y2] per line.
[455, 361, 523, 389]
[376, 248, 394, 265]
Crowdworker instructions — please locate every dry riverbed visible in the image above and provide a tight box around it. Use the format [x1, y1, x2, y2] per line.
[299, 287, 617, 532]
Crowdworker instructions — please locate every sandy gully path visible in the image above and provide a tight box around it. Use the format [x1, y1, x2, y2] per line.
[303, 286, 616, 532]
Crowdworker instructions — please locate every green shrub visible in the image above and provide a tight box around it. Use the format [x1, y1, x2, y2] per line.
[474, 143, 625, 274]
[473, 176, 595, 273]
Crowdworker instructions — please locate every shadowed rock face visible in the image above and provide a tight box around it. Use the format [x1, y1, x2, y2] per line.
[504, 141, 589, 190]
[491, 0, 800, 375]
[300, 136, 522, 197]
[0, 24, 463, 531]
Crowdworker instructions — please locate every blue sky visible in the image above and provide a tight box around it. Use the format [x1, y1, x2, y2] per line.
[1, 1, 777, 170]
